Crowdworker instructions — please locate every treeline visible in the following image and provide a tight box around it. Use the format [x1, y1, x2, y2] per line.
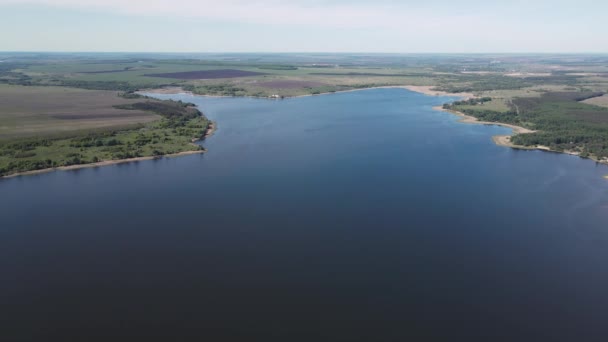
[0, 64, 34, 86]
[0, 76, 171, 93]
[0, 66, 174, 92]
[119, 91, 145, 99]
[115, 100, 202, 129]
[257, 65, 298, 70]
[435, 73, 584, 93]
[509, 92, 608, 157]
[444, 97, 522, 125]
[55, 80, 150, 92]
[451, 97, 492, 106]
[436, 75, 532, 93]
[184, 84, 247, 96]
[449, 91, 608, 159]
[511, 128, 608, 158]
[115, 100, 200, 119]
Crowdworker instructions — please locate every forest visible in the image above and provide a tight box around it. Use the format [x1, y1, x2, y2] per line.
[448, 92, 608, 159]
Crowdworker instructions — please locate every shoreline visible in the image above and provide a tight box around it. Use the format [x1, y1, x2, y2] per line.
[411, 90, 608, 168]
[2, 107, 217, 179]
[140, 85, 608, 171]
[431, 105, 608, 167]
[2, 85, 461, 179]
[1, 149, 206, 179]
[5, 85, 607, 179]
[141, 85, 474, 100]
[203, 121, 216, 139]
[401, 85, 475, 100]
[433, 105, 534, 136]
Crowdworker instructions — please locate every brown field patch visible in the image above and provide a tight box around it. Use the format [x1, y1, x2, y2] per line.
[583, 94, 608, 108]
[145, 69, 267, 80]
[52, 112, 154, 120]
[258, 80, 327, 89]
[0, 85, 160, 139]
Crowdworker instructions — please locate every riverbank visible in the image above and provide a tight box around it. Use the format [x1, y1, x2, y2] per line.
[143, 84, 473, 100]
[401, 85, 475, 99]
[1, 149, 206, 179]
[434, 104, 563, 150]
[432, 105, 608, 167]
[433, 105, 534, 136]
[0, 98, 213, 179]
[143, 85, 608, 171]
[202, 121, 216, 139]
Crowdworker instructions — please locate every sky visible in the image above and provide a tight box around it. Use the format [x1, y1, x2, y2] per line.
[0, 0, 605, 53]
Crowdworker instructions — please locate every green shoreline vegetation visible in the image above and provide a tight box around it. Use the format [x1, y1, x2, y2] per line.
[0, 97, 211, 177]
[1, 53, 608, 177]
[444, 92, 608, 161]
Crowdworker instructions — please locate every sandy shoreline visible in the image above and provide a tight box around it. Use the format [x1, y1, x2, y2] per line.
[1, 149, 206, 179]
[431, 105, 608, 167]
[433, 105, 554, 150]
[401, 85, 475, 99]
[141, 85, 474, 100]
[409, 88, 607, 168]
[141, 87, 241, 99]
[433, 105, 534, 135]
[203, 121, 216, 138]
[406, 85, 535, 143]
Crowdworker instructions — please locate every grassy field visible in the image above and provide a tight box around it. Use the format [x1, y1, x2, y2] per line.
[583, 94, 608, 108]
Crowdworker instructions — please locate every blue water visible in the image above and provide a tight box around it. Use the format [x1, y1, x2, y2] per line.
[2, 89, 608, 341]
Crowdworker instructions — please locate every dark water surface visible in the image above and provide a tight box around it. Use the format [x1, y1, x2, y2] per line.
[2, 89, 608, 341]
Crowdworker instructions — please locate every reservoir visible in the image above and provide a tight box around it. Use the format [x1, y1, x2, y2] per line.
[2, 88, 608, 340]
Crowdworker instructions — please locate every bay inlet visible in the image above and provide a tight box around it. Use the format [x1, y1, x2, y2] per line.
[2, 88, 608, 340]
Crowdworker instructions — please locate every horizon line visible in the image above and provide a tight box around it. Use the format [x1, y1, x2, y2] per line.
[2, 51, 608, 55]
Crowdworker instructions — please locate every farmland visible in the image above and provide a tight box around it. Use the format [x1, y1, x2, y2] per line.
[0, 86, 211, 176]
[0, 84, 160, 140]
[144, 69, 267, 79]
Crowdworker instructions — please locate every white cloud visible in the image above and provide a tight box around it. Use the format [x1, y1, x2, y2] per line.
[0, 0, 481, 30]
[1, 0, 605, 52]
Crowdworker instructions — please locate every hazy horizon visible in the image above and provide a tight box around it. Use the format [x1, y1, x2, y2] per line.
[1, 0, 606, 53]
